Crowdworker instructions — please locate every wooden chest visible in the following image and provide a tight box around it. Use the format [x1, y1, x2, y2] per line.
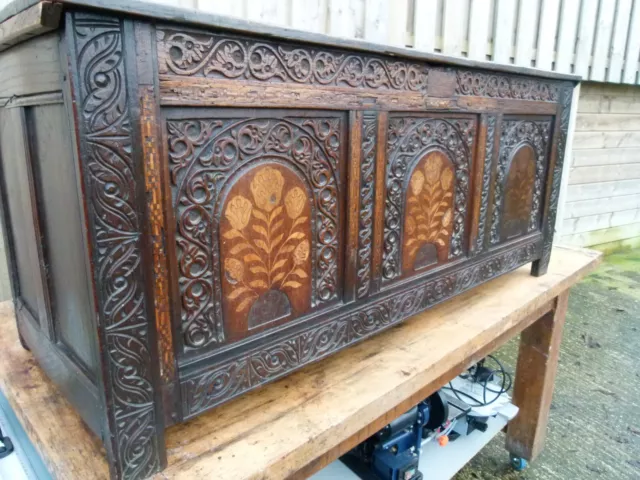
[0, 1, 577, 478]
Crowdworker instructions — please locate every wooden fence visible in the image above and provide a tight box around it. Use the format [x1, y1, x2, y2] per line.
[137, 0, 640, 85]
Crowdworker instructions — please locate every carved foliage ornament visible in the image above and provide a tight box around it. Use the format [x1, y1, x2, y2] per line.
[168, 116, 341, 350]
[456, 70, 560, 102]
[356, 113, 377, 298]
[158, 29, 429, 91]
[70, 13, 160, 480]
[490, 119, 551, 245]
[383, 117, 475, 282]
[475, 115, 496, 253]
[539, 84, 573, 267]
[183, 240, 539, 417]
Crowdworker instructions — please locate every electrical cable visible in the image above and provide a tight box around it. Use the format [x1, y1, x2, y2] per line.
[442, 354, 513, 407]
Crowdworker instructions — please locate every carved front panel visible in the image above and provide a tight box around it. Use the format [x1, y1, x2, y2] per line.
[166, 111, 345, 352]
[383, 115, 476, 285]
[490, 118, 552, 245]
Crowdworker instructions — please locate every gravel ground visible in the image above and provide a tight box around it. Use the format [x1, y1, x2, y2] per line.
[454, 249, 640, 480]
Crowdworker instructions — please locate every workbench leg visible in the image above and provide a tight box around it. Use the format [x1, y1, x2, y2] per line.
[505, 291, 569, 462]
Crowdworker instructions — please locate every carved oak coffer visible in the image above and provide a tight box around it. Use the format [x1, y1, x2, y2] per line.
[0, 1, 577, 478]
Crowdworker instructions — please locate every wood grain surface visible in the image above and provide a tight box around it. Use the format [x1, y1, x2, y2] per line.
[0, 246, 600, 480]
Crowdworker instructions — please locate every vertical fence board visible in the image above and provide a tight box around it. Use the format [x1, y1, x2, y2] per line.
[493, 0, 517, 64]
[556, 0, 580, 74]
[329, 0, 365, 38]
[198, 0, 244, 16]
[245, 0, 289, 26]
[608, 0, 633, 82]
[468, 0, 492, 60]
[536, 0, 560, 70]
[591, 0, 615, 81]
[388, 0, 409, 46]
[363, 0, 389, 43]
[413, 0, 438, 52]
[291, 0, 327, 34]
[442, 0, 466, 56]
[623, 0, 640, 84]
[574, 0, 599, 78]
[515, 0, 539, 67]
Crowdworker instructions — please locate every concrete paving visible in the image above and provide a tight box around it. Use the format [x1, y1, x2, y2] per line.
[455, 249, 640, 479]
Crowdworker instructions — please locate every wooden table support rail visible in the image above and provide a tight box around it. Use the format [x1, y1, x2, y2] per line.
[0, 246, 601, 479]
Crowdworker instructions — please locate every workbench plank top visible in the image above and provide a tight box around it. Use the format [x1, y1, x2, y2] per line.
[0, 246, 601, 480]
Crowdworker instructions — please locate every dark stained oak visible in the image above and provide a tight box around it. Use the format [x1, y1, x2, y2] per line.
[0, 2, 579, 478]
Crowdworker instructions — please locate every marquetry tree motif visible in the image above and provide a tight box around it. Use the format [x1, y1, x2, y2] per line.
[68, 13, 162, 480]
[403, 152, 455, 271]
[455, 70, 560, 102]
[490, 119, 552, 245]
[183, 239, 539, 417]
[383, 116, 475, 282]
[157, 29, 429, 91]
[502, 146, 536, 240]
[167, 116, 342, 350]
[221, 166, 311, 329]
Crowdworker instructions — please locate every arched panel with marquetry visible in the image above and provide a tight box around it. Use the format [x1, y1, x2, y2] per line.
[383, 115, 476, 286]
[166, 111, 346, 353]
[490, 118, 552, 246]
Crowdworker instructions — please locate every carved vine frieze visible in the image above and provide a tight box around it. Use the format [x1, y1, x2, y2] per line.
[383, 116, 475, 282]
[70, 14, 160, 480]
[167, 116, 342, 350]
[157, 28, 429, 91]
[182, 240, 539, 416]
[356, 113, 377, 299]
[490, 119, 551, 245]
[475, 115, 496, 253]
[456, 70, 560, 102]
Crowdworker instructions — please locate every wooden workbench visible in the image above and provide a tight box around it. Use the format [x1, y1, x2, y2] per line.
[0, 246, 601, 479]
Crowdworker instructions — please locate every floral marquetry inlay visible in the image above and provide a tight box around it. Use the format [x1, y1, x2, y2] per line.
[221, 166, 311, 330]
[404, 152, 455, 271]
[167, 115, 343, 351]
[383, 116, 475, 283]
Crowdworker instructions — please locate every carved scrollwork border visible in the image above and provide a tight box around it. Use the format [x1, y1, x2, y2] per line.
[490, 119, 552, 245]
[455, 70, 560, 102]
[356, 113, 377, 299]
[382, 116, 476, 282]
[182, 238, 540, 417]
[167, 115, 343, 351]
[538, 84, 573, 270]
[67, 13, 161, 480]
[157, 28, 429, 92]
[475, 115, 497, 254]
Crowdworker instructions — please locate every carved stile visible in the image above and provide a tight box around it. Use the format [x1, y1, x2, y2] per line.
[66, 14, 163, 480]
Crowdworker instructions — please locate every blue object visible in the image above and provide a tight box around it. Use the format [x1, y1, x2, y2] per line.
[510, 455, 528, 471]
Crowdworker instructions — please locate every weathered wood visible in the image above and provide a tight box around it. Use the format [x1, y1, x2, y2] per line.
[0, 247, 601, 480]
[0, 304, 108, 480]
[0, 1, 60, 52]
[505, 290, 569, 461]
[0, 33, 61, 99]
